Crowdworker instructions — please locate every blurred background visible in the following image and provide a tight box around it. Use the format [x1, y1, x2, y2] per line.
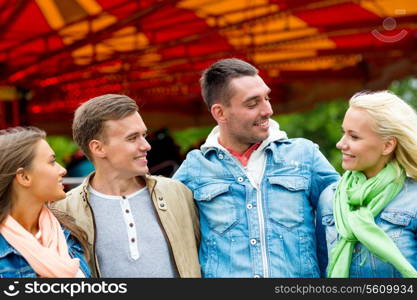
[1, 0, 417, 183]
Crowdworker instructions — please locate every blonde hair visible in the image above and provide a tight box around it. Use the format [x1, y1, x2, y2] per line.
[349, 90, 417, 179]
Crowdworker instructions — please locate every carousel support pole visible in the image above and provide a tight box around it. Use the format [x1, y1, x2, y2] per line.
[12, 97, 20, 126]
[0, 101, 5, 129]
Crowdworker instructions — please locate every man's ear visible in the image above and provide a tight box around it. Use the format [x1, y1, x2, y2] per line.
[211, 103, 227, 124]
[382, 136, 397, 156]
[89, 139, 106, 159]
[15, 167, 31, 187]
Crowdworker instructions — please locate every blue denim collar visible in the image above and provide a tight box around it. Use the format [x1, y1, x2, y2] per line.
[0, 227, 71, 258]
[201, 138, 292, 157]
[0, 234, 19, 258]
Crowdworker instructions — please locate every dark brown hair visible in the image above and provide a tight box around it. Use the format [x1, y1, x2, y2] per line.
[200, 58, 258, 109]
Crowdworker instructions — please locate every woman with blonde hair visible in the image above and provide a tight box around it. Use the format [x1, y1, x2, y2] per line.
[0, 127, 90, 277]
[319, 90, 417, 278]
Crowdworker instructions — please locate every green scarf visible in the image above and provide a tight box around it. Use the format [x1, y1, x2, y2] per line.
[327, 162, 417, 278]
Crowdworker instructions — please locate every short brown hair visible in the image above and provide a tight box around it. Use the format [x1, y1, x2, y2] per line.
[200, 58, 258, 109]
[72, 94, 138, 160]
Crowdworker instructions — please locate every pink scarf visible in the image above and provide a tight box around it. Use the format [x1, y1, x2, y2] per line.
[0, 205, 80, 277]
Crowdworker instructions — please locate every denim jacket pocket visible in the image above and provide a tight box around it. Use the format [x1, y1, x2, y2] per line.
[0, 270, 36, 278]
[321, 215, 335, 226]
[267, 176, 307, 229]
[0, 259, 36, 278]
[194, 183, 238, 235]
[378, 210, 412, 240]
[321, 214, 338, 247]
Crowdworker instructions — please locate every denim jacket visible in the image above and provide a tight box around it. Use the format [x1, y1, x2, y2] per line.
[318, 177, 417, 278]
[0, 228, 91, 278]
[174, 127, 339, 278]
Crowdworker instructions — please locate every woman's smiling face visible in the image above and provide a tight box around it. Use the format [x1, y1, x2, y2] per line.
[336, 107, 392, 178]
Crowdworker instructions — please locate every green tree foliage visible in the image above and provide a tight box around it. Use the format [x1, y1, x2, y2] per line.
[389, 77, 417, 110]
[46, 135, 78, 167]
[172, 126, 213, 154]
[272, 99, 348, 173]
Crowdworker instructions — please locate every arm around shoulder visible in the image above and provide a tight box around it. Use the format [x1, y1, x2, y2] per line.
[310, 143, 340, 206]
[172, 179, 200, 244]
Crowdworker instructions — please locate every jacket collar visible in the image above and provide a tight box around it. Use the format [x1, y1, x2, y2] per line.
[144, 175, 157, 195]
[0, 234, 19, 258]
[77, 172, 157, 201]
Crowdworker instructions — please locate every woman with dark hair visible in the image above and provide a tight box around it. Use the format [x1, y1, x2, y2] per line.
[0, 127, 90, 278]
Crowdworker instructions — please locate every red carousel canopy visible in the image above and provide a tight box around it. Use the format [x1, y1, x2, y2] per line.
[1, 0, 417, 133]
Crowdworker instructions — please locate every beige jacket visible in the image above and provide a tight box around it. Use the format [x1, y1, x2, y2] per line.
[53, 173, 201, 278]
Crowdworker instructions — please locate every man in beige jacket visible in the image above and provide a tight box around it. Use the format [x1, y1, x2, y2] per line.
[54, 94, 200, 278]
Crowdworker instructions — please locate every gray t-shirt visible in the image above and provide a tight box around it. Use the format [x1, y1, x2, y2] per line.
[88, 185, 178, 277]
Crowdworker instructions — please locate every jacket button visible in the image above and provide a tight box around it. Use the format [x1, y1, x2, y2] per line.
[218, 153, 224, 159]
[158, 197, 163, 201]
[246, 204, 253, 210]
[237, 177, 244, 183]
[250, 239, 257, 245]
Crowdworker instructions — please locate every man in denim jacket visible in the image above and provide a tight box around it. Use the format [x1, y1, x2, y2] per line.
[173, 58, 339, 277]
